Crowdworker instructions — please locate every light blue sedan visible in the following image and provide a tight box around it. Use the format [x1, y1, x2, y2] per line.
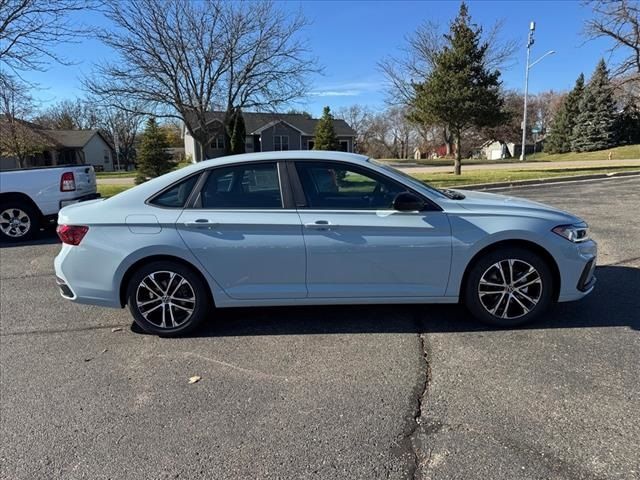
[54, 151, 597, 336]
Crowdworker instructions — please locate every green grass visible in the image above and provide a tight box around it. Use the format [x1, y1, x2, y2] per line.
[525, 144, 640, 162]
[377, 144, 640, 166]
[97, 184, 133, 198]
[417, 165, 640, 188]
[96, 170, 137, 178]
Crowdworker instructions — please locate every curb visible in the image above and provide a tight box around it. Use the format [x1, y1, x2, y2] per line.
[450, 170, 640, 191]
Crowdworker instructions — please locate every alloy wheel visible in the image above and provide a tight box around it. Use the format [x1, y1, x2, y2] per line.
[135, 271, 196, 329]
[477, 259, 543, 320]
[0, 208, 31, 238]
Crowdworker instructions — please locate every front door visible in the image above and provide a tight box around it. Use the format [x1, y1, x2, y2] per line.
[177, 162, 307, 300]
[293, 161, 452, 298]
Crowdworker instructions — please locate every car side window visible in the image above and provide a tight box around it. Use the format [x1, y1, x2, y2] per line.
[149, 174, 199, 208]
[199, 162, 282, 209]
[295, 162, 405, 210]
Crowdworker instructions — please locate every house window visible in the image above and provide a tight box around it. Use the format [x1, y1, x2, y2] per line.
[273, 135, 289, 151]
[339, 140, 349, 152]
[210, 135, 225, 150]
[307, 140, 315, 150]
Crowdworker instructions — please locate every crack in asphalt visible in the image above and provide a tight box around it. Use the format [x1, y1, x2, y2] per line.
[0, 272, 55, 281]
[0, 323, 130, 337]
[397, 322, 432, 480]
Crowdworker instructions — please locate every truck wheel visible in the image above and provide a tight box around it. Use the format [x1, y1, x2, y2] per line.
[0, 202, 39, 242]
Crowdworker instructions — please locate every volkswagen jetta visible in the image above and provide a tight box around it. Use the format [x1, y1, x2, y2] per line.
[54, 151, 597, 336]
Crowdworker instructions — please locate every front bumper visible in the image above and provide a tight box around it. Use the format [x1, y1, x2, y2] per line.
[557, 239, 597, 302]
[60, 192, 101, 209]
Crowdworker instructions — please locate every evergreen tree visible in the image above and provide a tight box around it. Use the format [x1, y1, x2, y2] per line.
[571, 60, 617, 152]
[135, 118, 172, 184]
[313, 106, 339, 150]
[544, 74, 584, 154]
[224, 107, 246, 155]
[615, 103, 640, 145]
[409, 2, 504, 175]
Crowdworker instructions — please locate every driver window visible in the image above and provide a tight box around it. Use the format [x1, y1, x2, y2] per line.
[295, 162, 405, 209]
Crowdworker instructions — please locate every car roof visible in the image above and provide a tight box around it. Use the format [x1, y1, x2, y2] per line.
[198, 150, 370, 167]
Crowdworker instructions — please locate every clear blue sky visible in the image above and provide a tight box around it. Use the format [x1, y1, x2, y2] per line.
[21, 0, 620, 117]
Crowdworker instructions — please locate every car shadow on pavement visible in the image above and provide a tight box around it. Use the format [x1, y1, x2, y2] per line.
[185, 265, 639, 337]
[0, 227, 59, 248]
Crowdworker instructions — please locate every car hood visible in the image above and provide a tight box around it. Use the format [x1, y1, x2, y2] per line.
[451, 189, 582, 223]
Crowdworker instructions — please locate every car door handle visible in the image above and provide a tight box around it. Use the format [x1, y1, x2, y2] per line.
[304, 220, 336, 230]
[184, 219, 218, 228]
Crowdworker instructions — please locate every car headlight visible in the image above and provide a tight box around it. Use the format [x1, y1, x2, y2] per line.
[552, 223, 589, 243]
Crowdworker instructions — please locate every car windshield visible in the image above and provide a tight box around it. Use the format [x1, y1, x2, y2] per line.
[369, 160, 459, 199]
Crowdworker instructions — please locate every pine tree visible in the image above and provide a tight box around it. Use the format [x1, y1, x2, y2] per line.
[545, 74, 584, 154]
[135, 118, 172, 184]
[409, 2, 504, 175]
[224, 107, 246, 155]
[571, 60, 617, 152]
[313, 106, 339, 150]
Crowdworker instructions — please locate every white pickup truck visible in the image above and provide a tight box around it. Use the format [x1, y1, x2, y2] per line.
[0, 165, 99, 241]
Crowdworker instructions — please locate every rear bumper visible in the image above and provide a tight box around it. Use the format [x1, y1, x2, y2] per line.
[59, 192, 101, 209]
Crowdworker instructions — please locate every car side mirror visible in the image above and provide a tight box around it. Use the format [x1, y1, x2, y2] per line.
[392, 192, 426, 212]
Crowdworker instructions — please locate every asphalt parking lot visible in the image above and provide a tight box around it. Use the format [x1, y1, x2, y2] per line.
[1, 176, 639, 480]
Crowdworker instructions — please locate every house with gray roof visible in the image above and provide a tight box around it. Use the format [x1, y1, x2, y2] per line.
[0, 116, 115, 171]
[183, 111, 357, 162]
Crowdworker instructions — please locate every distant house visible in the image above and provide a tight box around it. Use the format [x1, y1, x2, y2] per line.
[414, 143, 455, 160]
[183, 111, 356, 162]
[480, 139, 545, 160]
[0, 117, 115, 171]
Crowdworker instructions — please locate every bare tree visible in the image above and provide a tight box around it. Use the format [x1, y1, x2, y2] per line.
[85, 0, 318, 161]
[0, 0, 91, 74]
[97, 100, 145, 169]
[35, 99, 101, 130]
[218, 2, 318, 117]
[585, 0, 640, 82]
[334, 104, 374, 153]
[0, 76, 53, 167]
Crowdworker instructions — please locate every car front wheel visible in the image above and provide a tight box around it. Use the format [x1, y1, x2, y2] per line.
[126, 260, 210, 336]
[463, 247, 554, 327]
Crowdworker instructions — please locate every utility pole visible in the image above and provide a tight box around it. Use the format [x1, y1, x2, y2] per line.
[520, 21, 555, 161]
[520, 22, 535, 161]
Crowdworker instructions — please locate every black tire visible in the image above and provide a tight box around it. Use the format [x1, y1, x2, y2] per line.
[0, 201, 39, 242]
[463, 247, 554, 327]
[126, 260, 211, 336]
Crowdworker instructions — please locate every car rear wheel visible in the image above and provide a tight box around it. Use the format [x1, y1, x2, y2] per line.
[0, 202, 39, 242]
[463, 247, 554, 327]
[126, 260, 210, 336]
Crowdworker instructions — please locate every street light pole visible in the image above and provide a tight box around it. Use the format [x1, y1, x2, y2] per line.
[520, 22, 535, 161]
[520, 21, 556, 161]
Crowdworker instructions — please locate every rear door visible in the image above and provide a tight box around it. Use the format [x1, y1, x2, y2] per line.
[292, 160, 452, 298]
[177, 161, 307, 300]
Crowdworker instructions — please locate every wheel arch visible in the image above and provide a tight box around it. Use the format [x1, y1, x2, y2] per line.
[460, 239, 561, 302]
[0, 192, 43, 217]
[119, 254, 215, 308]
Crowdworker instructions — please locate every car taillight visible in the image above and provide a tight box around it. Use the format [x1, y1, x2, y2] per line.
[56, 225, 89, 245]
[60, 172, 76, 191]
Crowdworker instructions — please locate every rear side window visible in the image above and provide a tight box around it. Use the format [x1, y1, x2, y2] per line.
[150, 174, 199, 208]
[199, 163, 282, 209]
